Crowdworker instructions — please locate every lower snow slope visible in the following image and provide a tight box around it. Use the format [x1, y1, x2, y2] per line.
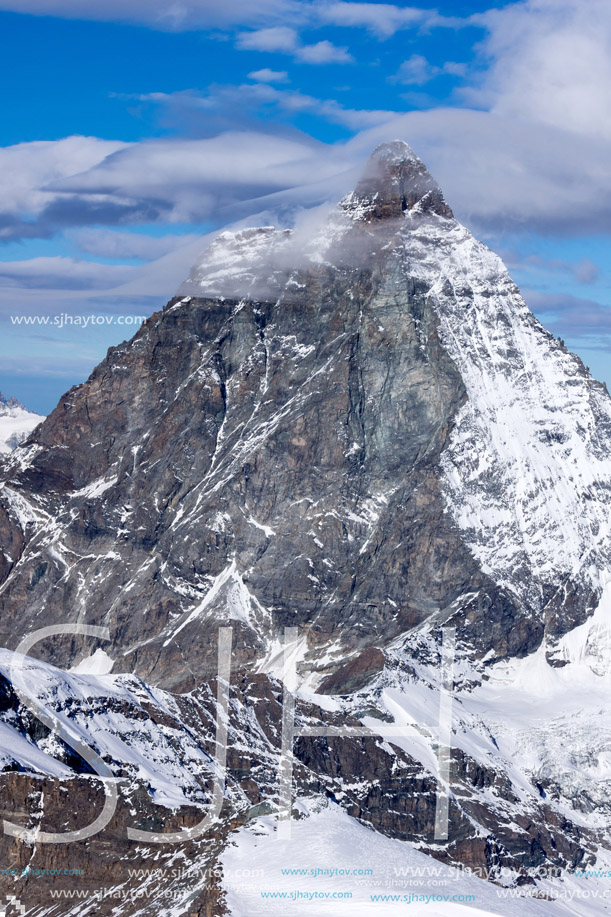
[222, 800, 611, 916]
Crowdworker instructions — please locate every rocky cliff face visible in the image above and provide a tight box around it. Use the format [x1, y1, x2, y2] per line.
[1, 141, 611, 914]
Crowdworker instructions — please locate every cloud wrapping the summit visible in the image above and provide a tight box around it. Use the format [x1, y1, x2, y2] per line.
[1, 0, 610, 405]
[3, 108, 611, 249]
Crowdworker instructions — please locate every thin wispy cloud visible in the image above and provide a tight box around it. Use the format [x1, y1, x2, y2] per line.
[0, 136, 127, 240]
[236, 26, 298, 52]
[0, 256, 134, 290]
[393, 54, 467, 85]
[526, 290, 611, 347]
[248, 68, 289, 82]
[0, 0, 304, 29]
[236, 26, 352, 63]
[513, 253, 602, 286]
[69, 228, 201, 261]
[467, 0, 611, 141]
[316, 2, 433, 38]
[0, 0, 457, 35]
[3, 95, 611, 247]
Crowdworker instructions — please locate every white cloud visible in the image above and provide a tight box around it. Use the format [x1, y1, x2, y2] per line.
[0, 0, 460, 37]
[316, 2, 429, 38]
[338, 108, 611, 235]
[0, 256, 134, 290]
[2, 0, 610, 400]
[237, 26, 352, 63]
[0, 136, 126, 237]
[247, 68, 289, 82]
[237, 25, 298, 52]
[70, 228, 201, 260]
[297, 39, 352, 63]
[132, 97, 611, 235]
[139, 83, 395, 130]
[0, 130, 336, 240]
[468, 0, 611, 141]
[0, 0, 303, 30]
[1, 115, 611, 392]
[48, 132, 330, 217]
[393, 54, 466, 85]
[3, 91, 611, 246]
[3, 0, 611, 278]
[0, 236, 210, 314]
[396, 54, 431, 85]
[525, 290, 611, 345]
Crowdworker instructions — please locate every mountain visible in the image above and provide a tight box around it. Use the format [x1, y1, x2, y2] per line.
[1, 140, 611, 916]
[0, 393, 44, 453]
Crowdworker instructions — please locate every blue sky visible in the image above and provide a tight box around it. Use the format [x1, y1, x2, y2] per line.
[0, 0, 610, 414]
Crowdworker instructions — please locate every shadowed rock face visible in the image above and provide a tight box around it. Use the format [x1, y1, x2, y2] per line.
[1, 142, 611, 914]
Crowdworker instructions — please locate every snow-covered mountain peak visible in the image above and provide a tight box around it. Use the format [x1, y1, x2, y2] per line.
[180, 140, 455, 298]
[0, 392, 22, 410]
[0, 392, 44, 453]
[176, 141, 611, 647]
[179, 224, 293, 299]
[341, 138, 454, 221]
[398, 215, 611, 638]
[372, 138, 419, 162]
